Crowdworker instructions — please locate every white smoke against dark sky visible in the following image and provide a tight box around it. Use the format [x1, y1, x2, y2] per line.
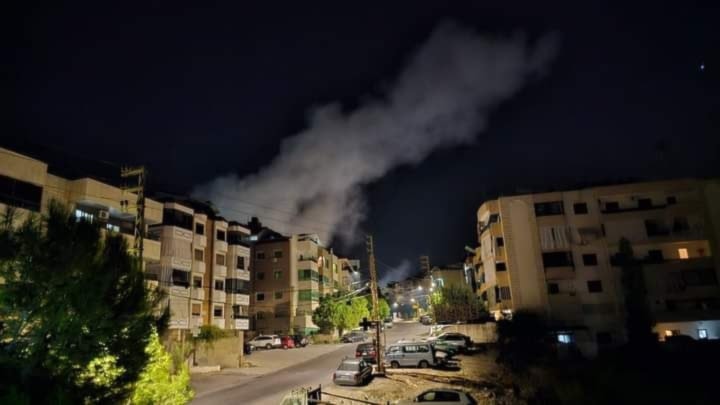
[193, 22, 558, 245]
[379, 259, 413, 287]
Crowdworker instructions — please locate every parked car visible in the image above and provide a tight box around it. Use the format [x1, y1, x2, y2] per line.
[341, 332, 366, 343]
[248, 335, 282, 350]
[384, 318, 393, 329]
[243, 342, 253, 355]
[292, 334, 309, 347]
[355, 342, 377, 363]
[398, 389, 477, 404]
[280, 335, 296, 349]
[420, 315, 433, 325]
[427, 332, 471, 353]
[384, 341, 441, 369]
[333, 358, 373, 386]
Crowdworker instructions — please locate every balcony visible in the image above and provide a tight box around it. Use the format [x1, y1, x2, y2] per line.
[214, 265, 227, 278]
[545, 266, 575, 281]
[235, 269, 251, 281]
[215, 240, 228, 253]
[298, 258, 319, 271]
[169, 256, 192, 271]
[212, 290, 227, 303]
[168, 316, 189, 329]
[193, 260, 206, 274]
[229, 293, 250, 306]
[191, 288, 205, 300]
[193, 233, 207, 248]
[232, 317, 249, 330]
[143, 238, 161, 262]
[169, 286, 190, 298]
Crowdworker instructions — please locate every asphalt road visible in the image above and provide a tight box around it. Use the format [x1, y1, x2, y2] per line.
[192, 321, 427, 405]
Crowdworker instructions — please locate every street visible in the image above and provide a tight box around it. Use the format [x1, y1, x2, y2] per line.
[192, 321, 428, 405]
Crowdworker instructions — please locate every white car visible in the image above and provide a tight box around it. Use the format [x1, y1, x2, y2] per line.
[248, 334, 281, 350]
[398, 389, 477, 404]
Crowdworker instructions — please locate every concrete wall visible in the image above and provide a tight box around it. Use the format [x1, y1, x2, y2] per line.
[442, 323, 498, 343]
[194, 334, 245, 369]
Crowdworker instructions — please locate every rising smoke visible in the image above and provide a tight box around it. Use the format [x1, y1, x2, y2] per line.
[193, 22, 558, 245]
[378, 259, 413, 287]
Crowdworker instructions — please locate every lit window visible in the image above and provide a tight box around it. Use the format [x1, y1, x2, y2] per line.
[664, 330, 674, 337]
[698, 329, 708, 339]
[557, 334, 573, 344]
[105, 223, 120, 233]
[678, 248, 689, 259]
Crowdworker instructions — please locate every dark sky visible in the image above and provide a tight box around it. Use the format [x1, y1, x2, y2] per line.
[4, 1, 720, 276]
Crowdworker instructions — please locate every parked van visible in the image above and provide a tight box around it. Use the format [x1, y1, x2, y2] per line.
[384, 341, 441, 369]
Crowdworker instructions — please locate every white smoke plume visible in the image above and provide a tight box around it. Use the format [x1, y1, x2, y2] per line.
[193, 22, 558, 245]
[379, 259, 414, 288]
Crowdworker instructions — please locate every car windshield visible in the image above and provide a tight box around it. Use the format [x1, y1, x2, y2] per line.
[358, 344, 373, 350]
[337, 362, 359, 371]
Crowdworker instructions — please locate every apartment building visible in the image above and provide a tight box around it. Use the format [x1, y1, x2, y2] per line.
[250, 232, 349, 335]
[430, 263, 473, 290]
[0, 147, 163, 269]
[148, 199, 251, 341]
[473, 179, 720, 356]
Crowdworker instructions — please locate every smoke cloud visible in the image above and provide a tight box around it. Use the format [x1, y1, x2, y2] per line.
[193, 22, 558, 245]
[379, 259, 413, 287]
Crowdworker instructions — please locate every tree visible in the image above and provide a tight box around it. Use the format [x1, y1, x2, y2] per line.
[430, 284, 486, 323]
[129, 329, 193, 405]
[495, 310, 551, 371]
[312, 295, 337, 333]
[616, 238, 655, 346]
[378, 298, 391, 320]
[0, 203, 164, 403]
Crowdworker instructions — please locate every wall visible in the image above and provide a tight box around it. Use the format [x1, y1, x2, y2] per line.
[441, 323, 497, 343]
[194, 334, 245, 368]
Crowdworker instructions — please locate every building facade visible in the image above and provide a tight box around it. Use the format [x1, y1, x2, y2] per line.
[250, 232, 349, 335]
[473, 179, 720, 356]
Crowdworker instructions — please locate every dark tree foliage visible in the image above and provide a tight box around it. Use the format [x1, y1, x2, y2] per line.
[616, 238, 656, 346]
[496, 310, 552, 371]
[0, 203, 163, 403]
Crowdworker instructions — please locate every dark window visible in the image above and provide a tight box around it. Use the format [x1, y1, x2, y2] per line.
[604, 201, 619, 212]
[216, 230, 226, 241]
[274, 291, 283, 299]
[647, 249, 664, 262]
[225, 278, 250, 294]
[0, 174, 43, 212]
[194, 249, 204, 261]
[274, 270, 282, 280]
[256, 272, 264, 281]
[582, 254, 598, 266]
[191, 303, 201, 316]
[214, 280, 224, 291]
[496, 262, 507, 271]
[228, 230, 248, 245]
[232, 305, 241, 318]
[163, 208, 193, 230]
[273, 250, 283, 258]
[171, 269, 190, 287]
[573, 202, 588, 214]
[534, 201, 564, 216]
[542, 252, 574, 267]
[587, 280, 603, 293]
[499, 286, 512, 300]
[548, 283, 560, 295]
[672, 217, 690, 233]
[596, 332, 612, 345]
[666, 196, 677, 205]
[256, 251, 266, 260]
[645, 220, 670, 237]
[237, 256, 245, 270]
[638, 198, 652, 209]
[256, 293, 265, 301]
[496, 237, 504, 247]
[195, 222, 205, 235]
[192, 277, 202, 288]
[215, 254, 225, 266]
[213, 306, 223, 317]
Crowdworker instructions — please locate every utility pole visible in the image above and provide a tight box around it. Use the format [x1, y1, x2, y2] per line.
[366, 234, 385, 374]
[121, 166, 146, 264]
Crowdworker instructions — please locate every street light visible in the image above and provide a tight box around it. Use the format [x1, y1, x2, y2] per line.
[392, 302, 398, 308]
[418, 286, 423, 291]
[410, 298, 416, 303]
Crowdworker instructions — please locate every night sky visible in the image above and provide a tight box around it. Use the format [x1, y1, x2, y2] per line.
[5, 1, 720, 279]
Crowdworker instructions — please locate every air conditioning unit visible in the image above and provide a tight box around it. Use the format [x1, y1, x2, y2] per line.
[98, 210, 110, 221]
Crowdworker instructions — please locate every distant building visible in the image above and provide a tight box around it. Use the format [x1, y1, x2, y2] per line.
[430, 263, 469, 289]
[473, 179, 720, 356]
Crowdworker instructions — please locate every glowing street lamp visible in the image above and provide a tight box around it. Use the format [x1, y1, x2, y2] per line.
[393, 302, 398, 308]
[418, 286, 423, 291]
[410, 298, 416, 303]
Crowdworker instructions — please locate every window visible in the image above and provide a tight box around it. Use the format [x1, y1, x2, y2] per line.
[557, 334, 573, 344]
[195, 223, 205, 235]
[647, 249, 664, 262]
[678, 248, 689, 260]
[171, 269, 190, 287]
[596, 332, 612, 345]
[256, 293, 265, 301]
[274, 291, 283, 300]
[582, 254, 598, 266]
[105, 223, 119, 233]
[75, 209, 94, 222]
[298, 289, 319, 302]
[672, 217, 690, 233]
[496, 262, 507, 271]
[573, 202, 588, 214]
[194, 249, 204, 261]
[637, 198, 652, 209]
[216, 230, 226, 241]
[273, 270, 282, 280]
[232, 305, 242, 318]
[542, 252, 574, 267]
[256, 251, 266, 260]
[499, 286, 512, 300]
[214, 279, 224, 291]
[193, 276, 202, 288]
[216, 254, 226, 266]
[0, 174, 43, 212]
[256, 272, 265, 281]
[604, 201, 619, 212]
[237, 256, 245, 270]
[273, 250, 283, 259]
[191, 303, 201, 316]
[666, 196, 677, 205]
[645, 219, 670, 237]
[162, 208, 193, 230]
[587, 280, 603, 293]
[698, 329, 708, 339]
[213, 306, 223, 318]
[496, 237, 504, 247]
[534, 201, 564, 216]
[548, 283, 560, 295]
[402, 345, 418, 353]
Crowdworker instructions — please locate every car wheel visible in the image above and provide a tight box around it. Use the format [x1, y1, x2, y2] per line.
[418, 360, 429, 369]
[266, 344, 272, 350]
[390, 361, 400, 369]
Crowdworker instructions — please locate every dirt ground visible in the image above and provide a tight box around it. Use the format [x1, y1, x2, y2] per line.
[324, 351, 520, 404]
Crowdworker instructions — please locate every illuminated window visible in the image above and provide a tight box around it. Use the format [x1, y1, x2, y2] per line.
[557, 334, 573, 344]
[678, 248, 689, 259]
[698, 329, 708, 339]
[664, 330, 673, 337]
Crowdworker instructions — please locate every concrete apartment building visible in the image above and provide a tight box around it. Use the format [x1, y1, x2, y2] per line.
[0, 147, 163, 269]
[473, 179, 720, 356]
[147, 199, 251, 341]
[250, 232, 350, 335]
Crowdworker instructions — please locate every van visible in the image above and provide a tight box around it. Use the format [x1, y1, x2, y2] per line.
[384, 341, 440, 369]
